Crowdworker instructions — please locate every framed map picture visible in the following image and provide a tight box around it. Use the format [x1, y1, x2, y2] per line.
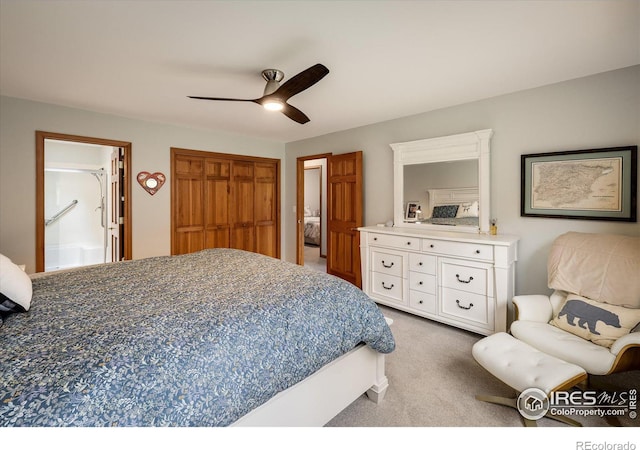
[521, 146, 637, 222]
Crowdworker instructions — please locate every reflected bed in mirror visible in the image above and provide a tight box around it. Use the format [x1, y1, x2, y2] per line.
[413, 187, 479, 227]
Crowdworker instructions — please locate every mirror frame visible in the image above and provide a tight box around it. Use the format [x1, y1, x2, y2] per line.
[390, 129, 493, 234]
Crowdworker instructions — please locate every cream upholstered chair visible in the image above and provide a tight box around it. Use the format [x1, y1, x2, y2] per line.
[472, 232, 639, 427]
[510, 232, 640, 377]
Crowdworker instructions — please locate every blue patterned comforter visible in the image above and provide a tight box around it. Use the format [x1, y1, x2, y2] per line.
[0, 249, 395, 426]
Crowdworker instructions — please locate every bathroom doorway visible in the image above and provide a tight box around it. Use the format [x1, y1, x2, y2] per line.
[36, 131, 132, 273]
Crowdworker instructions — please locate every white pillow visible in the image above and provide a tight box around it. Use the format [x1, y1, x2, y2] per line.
[0, 253, 32, 314]
[456, 201, 479, 218]
[550, 294, 640, 348]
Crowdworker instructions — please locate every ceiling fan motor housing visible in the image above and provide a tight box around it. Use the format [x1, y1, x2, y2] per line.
[262, 69, 284, 95]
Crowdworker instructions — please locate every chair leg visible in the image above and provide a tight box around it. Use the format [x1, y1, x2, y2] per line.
[475, 394, 517, 409]
[545, 411, 582, 427]
[574, 376, 623, 426]
[476, 394, 536, 426]
[475, 394, 582, 427]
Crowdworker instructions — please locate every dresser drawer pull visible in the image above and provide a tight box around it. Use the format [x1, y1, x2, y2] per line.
[373, 237, 378, 241]
[418, 262, 423, 266]
[475, 249, 481, 254]
[418, 281, 423, 285]
[429, 244, 434, 248]
[406, 241, 412, 246]
[418, 300, 424, 304]
[456, 300, 474, 310]
[456, 274, 474, 284]
[381, 260, 394, 269]
[381, 282, 395, 290]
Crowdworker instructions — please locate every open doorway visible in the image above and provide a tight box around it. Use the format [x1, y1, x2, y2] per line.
[36, 131, 132, 273]
[297, 151, 364, 287]
[296, 154, 330, 272]
[302, 159, 327, 272]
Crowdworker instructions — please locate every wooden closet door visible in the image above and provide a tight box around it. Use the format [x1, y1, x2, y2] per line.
[255, 162, 278, 258]
[172, 148, 280, 258]
[204, 158, 231, 249]
[173, 155, 205, 254]
[231, 161, 255, 252]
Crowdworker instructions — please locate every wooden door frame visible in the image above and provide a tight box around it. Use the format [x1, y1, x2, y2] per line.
[296, 153, 331, 266]
[36, 131, 132, 272]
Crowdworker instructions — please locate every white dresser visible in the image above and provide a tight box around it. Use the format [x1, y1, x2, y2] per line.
[359, 226, 519, 335]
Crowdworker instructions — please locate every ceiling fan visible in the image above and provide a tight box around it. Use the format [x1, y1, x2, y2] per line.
[189, 63, 329, 124]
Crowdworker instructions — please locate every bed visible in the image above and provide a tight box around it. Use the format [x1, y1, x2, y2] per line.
[0, 249, 394, 427]
[420, 187, 480, 227]
[304, 215, 321, 246]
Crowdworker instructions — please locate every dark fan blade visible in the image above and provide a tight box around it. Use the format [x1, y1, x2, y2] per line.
[273, 64, 329, 101]
[188, 96, 255, 102]
[281, 103, 310, 124]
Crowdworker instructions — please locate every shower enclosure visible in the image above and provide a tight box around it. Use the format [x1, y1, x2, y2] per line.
[44, 167, 110, 271]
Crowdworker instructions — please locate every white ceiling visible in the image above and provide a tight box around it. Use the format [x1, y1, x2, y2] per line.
[1, 1, 638, 143]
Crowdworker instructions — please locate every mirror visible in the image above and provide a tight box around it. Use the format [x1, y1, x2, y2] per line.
[390, 129, 492, 234]
[137, 171, 166, 196]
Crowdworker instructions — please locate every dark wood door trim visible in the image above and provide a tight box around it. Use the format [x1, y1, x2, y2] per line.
[35, 131, 132, 273]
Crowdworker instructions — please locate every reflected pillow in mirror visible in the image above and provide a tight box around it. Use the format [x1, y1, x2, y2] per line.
[431, 205, 459, 218]
[456, 201, 479, 218]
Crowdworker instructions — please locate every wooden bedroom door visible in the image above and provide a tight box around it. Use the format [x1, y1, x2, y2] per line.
[327, 151, 363, 288]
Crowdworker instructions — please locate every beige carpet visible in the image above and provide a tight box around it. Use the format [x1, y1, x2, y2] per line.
[303, 245, 326, 273]
[326, 305, 639, 428]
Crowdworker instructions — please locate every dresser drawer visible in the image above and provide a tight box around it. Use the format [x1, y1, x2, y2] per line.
[409, 290, 436, 314]
[369, 233, 420, 250]
[422, 239, 493, 261]
[408, 272, 436, 294]
[371, 250, 403, 277]
[408, 252, 436, 274]
[440, 260, 490, 296]
[371, 272, 403, 303]
[440, 288, 493, 329]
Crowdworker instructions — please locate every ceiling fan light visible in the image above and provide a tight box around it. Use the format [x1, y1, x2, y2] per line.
[263, 100, 284, 111]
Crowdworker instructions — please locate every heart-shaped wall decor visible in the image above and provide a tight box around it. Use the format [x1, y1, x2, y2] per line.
[137, 171, 166, 195]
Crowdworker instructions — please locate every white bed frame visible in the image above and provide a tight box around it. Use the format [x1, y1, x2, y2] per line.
[425, 187, 479, 218]
[232, 343, 388, 426]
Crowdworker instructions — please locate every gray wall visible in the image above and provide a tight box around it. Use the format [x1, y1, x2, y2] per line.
[284, 65, 640, 295]
[0, 96, 285, 273]
[2, 66, 638, 294]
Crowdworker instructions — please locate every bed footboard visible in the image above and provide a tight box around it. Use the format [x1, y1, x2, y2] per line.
[232, 344, 388, 426]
